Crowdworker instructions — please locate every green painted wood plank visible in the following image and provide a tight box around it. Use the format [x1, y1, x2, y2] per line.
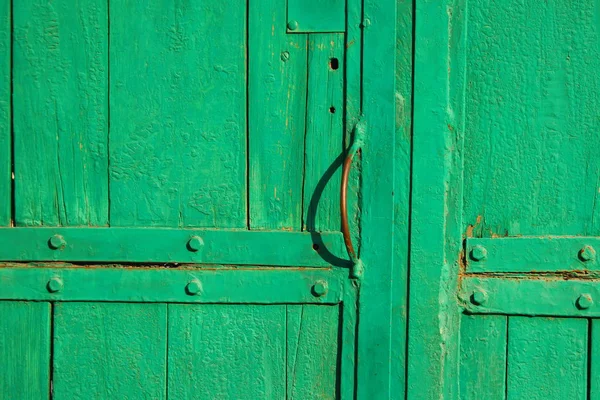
[590, 319, 600, 399]
[462, 0, 600, 237]
[0, 0, 9, 226]
[340, 284, 357, 400]
[302, 34, 343, 232]
[0, 227, 345, 266]
[466, 237, 600, 273]
[0, 267, 345, 304]
[459, 315, 507, 400]
[168, 305, 285, 399]
[13, 0, 108, 227]
[507, 317, 587, 400]
[287, 0, 345, 33]
[0, 302, 50, 399]
[109, 0, 246, 228]
[53, 302, 167, 399]
[249, 0, 307, 230]
[286, 305, 339, 399]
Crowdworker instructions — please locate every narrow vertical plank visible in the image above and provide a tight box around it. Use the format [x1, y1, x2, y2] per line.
[13, 0, 108, 226]
[459, 314, 507, 400]
[53, 303, 167, 400]
[0, 0, 9, 225]
[590, 319, 600, 399]
[507, 317, 587, 400]
[302, 34, 344, 232]
[110, 0, 247, 228]
[168, 305, 286, 399]
[286, 305, 339, 399]
[249, 1, 307, 230]
[0, 302, 50, 399]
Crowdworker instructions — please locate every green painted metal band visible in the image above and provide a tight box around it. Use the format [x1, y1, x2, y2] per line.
[0, 267, 345, 304]
[0, 228, 348, 267]
[462, 276, 600, 317]
[466, 237, 600, 273]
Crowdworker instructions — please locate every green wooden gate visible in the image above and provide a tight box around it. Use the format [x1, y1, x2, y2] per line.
[410, 0, 600, 399]
[0, 0, 404, 399]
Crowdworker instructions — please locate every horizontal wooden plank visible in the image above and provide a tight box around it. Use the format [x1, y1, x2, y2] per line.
[0, 267, 344, 304]
[466, 237, 600, 273]
[0, 228, 347, 267]
[462, 276, 600, 317]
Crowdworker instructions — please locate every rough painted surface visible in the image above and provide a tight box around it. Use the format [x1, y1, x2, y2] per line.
[507, 317, 587, 400]
[110, 0, 246, 228]
[0, 0, 9, 226]
[459, 314, 506, 400]
[13, 0, 108, 226]
[53, 302, 167, 399]
[590, 319, 600, 399]
[248, 0, 307, 230]
[463, 0, 600, 237]
[0, 301, 50, 399]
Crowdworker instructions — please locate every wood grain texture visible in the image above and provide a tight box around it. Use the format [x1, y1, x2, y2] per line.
[53, 302, 167, 399]
[459, 314, 507, 400]
[286, 305, 339, 399]
[0, 301, 50, 399]
[590, 319, 600, 400]
[507, 317, 587, 400]
[13, 0, 108, 227]
[168, 305, 286, 399]
[0, 0, 9, 226]
[302, 34, 344, 232]
[462, 0, 600, 237]
[109, 0, 246, 228]
[248, 0, 307, 230]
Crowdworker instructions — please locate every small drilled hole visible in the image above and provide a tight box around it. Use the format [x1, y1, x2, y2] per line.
[312, 244, 320, 251]
[329, 106, 336, 114]
[329, 57, 339, 70]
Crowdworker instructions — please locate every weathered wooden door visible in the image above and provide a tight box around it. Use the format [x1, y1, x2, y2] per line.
[0, 0, 402, 399]
[409, 0, 600, 399]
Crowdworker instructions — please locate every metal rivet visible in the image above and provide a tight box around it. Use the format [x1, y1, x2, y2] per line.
[287, 20, 299, 31]
[360, 18, 371, 28]
[48, 234, 66, 250]
[186, 280, 202, 296]
[577, 293, 594, 310]
[471, 290, 487, 306]
[312, 281, 328, 297]
[470, 245, 488, 261]
[579, 245, 596, 262]
[187, 236, 204, 252]
[47, 277, 63, 293]
[280, 51, 290, 62]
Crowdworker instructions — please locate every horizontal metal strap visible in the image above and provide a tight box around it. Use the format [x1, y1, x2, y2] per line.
[461, 276, 600, 317]
[466, 237, 600, 273]
[0, 228, 347, 267]
[0, 267, 345, 304]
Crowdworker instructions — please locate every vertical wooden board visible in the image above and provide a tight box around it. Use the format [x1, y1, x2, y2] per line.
[459, 314, 507, 400]
[286, 305, 340, 399]
[590, 319, 600, 399]
[168, 305, 285, 399]
[302, 34, 344, 232]
[13, 0, 108, 226]
[0, 302, 50, 399]
[109, 0, 247, 228]
[53, 303, 167, 400]
[0, 0, 9, 226]
[249, 1, 307, 230]
[462, 0, 600, 237]
[507, 317, 587, 400]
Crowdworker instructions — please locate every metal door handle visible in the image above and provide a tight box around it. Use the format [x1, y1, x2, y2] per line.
[341, 119, 366, 265]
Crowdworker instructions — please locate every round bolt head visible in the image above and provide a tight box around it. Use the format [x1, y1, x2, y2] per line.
[579, 245, 596, 262]
[280, 51, 290, 62]
[577, 293, 594, 310]
[48, 234, 66, 250]
[312, 281, 328, 297]
[287, 20, 299, 31]
[47, 277, 63, 293]
[470, 245, 488, 261]
[187, 236, 204, 252]
[186, 280, 202, 296]
[471, 290, 487, 306]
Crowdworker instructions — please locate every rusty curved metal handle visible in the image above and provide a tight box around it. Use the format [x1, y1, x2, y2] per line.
[341, 120, 365, 264]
